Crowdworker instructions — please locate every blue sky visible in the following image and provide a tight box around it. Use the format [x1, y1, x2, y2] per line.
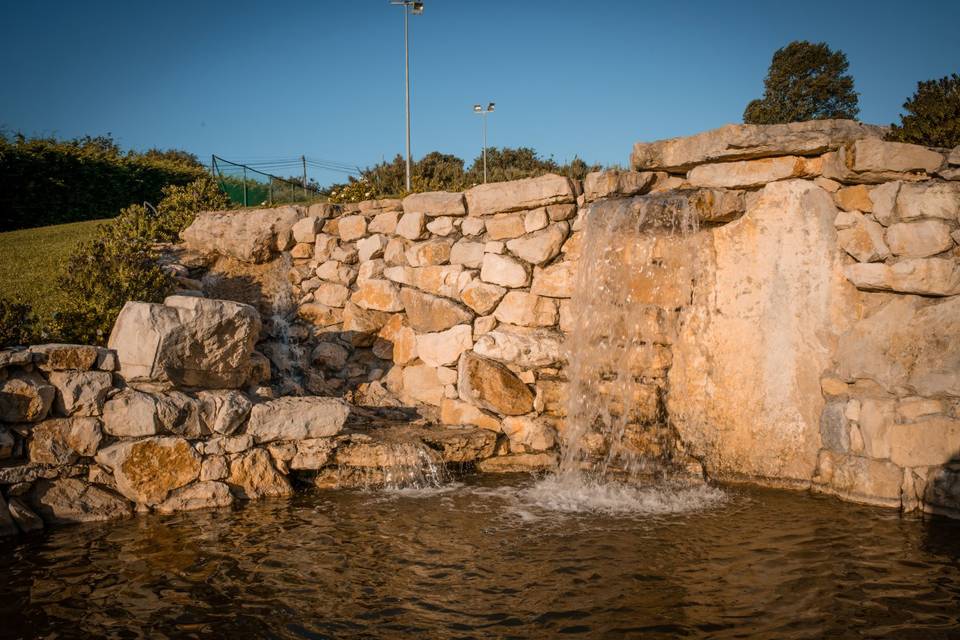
[2, 0, 957, 186]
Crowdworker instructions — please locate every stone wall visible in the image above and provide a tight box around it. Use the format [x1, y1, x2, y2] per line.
[2, 119, 959, 535]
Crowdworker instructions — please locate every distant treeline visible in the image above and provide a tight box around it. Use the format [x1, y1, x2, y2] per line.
[0, 133, 206, 231]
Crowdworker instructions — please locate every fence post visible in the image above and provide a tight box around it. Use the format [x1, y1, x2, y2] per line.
[242, 166, 248, 207]
[302, 155, 307, 198]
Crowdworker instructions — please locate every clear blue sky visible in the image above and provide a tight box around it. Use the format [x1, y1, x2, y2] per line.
[2, 0, 957, 186]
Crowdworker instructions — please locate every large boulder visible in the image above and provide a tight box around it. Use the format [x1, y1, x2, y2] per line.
[156, 481, 234, 513]
[29, 478, 132, 524]
[228, 448, 292, 499]
[473, 328, 564, 368]
[245, 396, 350, 443]
[458, 352, 534, 416]
[108, 296, 261, 389]
[631, 120, 884, 172]
[181, 206, 303, 263]
[48, 370, 113, 417]
[668, 180, 860, 484]
[95, 436, 201, 505]
[465, 174, 575, 216]
[403, 191, 466, 216]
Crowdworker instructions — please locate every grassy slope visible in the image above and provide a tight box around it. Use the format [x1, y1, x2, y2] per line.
[0, 218, 106, 320]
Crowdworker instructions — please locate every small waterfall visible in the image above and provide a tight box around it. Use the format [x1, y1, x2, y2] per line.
[529, 193, 712, 512]
[263, 253, 306, 395]
[327, 434, 450, 491]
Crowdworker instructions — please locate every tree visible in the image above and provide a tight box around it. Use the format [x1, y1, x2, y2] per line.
[743, 41, 859, 124]
[887, 73, 960, 148]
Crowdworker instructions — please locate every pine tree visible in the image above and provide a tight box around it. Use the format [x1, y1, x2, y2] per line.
[888, 74, 960, 148]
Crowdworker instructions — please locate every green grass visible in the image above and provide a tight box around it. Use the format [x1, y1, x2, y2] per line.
[0, 218, 107, 320]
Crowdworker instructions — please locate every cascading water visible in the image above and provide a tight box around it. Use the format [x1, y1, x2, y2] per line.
[526, 193, 723, 513]
[262, 253, 306, 395]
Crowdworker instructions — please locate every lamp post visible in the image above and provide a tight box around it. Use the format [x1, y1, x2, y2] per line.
[473, 102, 495, 183]
[390, 1, 423, 192]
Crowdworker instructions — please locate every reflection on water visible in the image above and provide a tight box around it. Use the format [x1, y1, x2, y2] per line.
[2, 476, 960, 639]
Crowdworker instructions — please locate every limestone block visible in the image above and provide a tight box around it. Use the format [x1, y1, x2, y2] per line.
[473, 328, 564, 368]
[182, 207, 303, 263]
[356, 234, 386, 262]
[896, 182, 960, 221]
[493, 292, 558, 327]
[290, 438, 336, 470]
[843, 258, 960, 296]
[524, 208, 549, 232]
[465, 174, 575, 216]
[314, 234, 339, 262]
[48, 371, 113, 417]
[400, 288, 473, 332]
[291, 215, 322, 243]
[506, 222, 569, 265]
[102, 388, 159, 437]
[477, 452, 558, 473]
[108, 296, 261, 389]
[845, 138, 944, 175]
[583, 170, 656, 201]
[531, 261, 576, 298]
[885, 219, 954, 257]
[228, 448, 292, 499]
[95, 436, 201, 505]
[401, 364, 444, 406]
[426, 216, 456, 236]
[484, 214, 527, 240]
[369, 211, 400, 234]
[409, 238, 453, 266]
[30, 344, 102, 371]
[196, 390, 251, 435]
[245, 397, 350, 443]
[298, 303, 342, 328]
[313, 282, 351, 307]
[858, 398, 895, 459]
[351, 279, 404, 312]
[835, 185, 873, 212]
[338, 215, 367, 242]
[460, 280, 507, 315]
[480, 253, 530, 288]
[631, 119, 884, 172]
[290, 242, 313, 259]
[897, 397, 944, 422]
[461, 217, 485, 236]
[315, 260, 356, 285]
[458, 352, 534, 416]
[836, 213, 891, 262]
[0, 371, 54, 423]
[415, 325, 474, 367]
[686, 156, 822, 189]
[814, 451, 903, 508]
[440, 398, 501, 431]
[29, 417, 101, 465]
[450, 240, 485, 268]
[156, 481, 234, 513]
[501, 416, 557, 451]
[342, 303, 392, 345]
[29, 478, 132, 524]
[396, 211, 426, 240]
[889, 417, 960, 467]
[403, 191, 466, 216]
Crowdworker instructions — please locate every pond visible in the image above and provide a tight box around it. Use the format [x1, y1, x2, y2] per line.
[2, 476, 959, 639]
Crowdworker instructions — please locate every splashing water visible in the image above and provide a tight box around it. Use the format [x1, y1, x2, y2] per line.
[263, 253, 305, 394]
[537, 193, 714, 513]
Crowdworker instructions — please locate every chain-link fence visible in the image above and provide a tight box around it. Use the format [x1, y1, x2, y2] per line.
[211, 155, 322, 207]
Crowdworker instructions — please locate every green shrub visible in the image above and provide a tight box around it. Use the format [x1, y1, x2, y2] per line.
[48, 176, 228, 345]
[887, 74, 960, 148]
[0, 298, 39, 348]
[743, 41, 859, 124]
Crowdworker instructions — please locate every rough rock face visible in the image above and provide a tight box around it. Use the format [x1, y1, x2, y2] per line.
[458, 352, 534, 416]
[156, 481, 234, 513]
[245, 397, 350, 443]
[466, 174, 575, 216]
[109, 296, 261, 388]
[669, 180, 859, 483]
[96, 437, 201, 505]
[0, 371, 54, 423]
[29, 478, 132, 524]
[228, 449, 292, 499]
[182, 206, 303, 263]
[631, 119, 884, 172]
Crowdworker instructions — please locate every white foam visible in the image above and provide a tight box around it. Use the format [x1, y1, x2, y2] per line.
[518, 476, 726, 516]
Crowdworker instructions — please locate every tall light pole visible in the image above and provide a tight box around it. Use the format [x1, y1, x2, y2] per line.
[473, 102, 495, 183]
[391, 1, 423, 192]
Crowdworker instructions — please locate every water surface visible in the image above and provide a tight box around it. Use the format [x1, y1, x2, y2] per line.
[2, 476, 959, 639]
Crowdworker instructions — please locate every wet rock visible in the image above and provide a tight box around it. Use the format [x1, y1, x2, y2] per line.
[888, 417, 960, 468]
[196, 390, 252, 435]
[466, 174, 575, 216]
[819, 402, 850, 453]
[476, 452, 558, 473]
[630, 119, 883, 172]
[228, 449, 293, 499]
[403, 191, 466, 216]
[813, 451, 902, 508]
[458, 352, 534, 416]
[7, 496, 43, 533]
[29, 417, 102, 464]
[416, 325, 474, 367]
[420, 426, 498, 463]
[156, 481, 234, 514]
[0, 371, 54, 423]
[311, 342, 350, 370]
[108, 296, 261, 389]
[501, 416, 557, 451]
[440, 398, 501, 431]
[96, 437, 201, 506]
[480, 253, 530, 288]
[290, 438, 336, 470]
[30, 478, 132, 524]
[884, 220, 954, 257]
[48, 371, 113, 417]
[0, 493, 19, 536]
[102, 388, 160, 437]
[400, 288, 473, 332]
[844, 258, 960, 296]
[473, 328, 564, 368]
[246, 397, 350, 443]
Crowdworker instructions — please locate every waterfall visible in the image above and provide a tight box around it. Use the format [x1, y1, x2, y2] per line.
[263, 253, 305, 395]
